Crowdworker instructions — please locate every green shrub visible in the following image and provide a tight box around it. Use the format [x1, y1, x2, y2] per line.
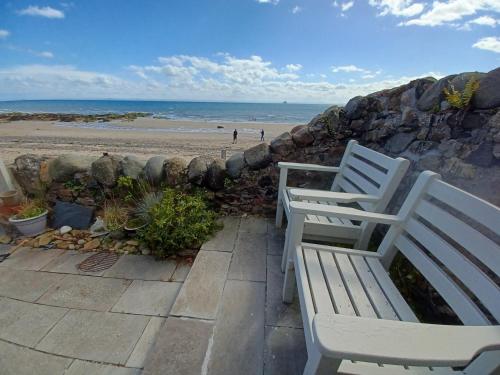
[138, 189, 220, 257]
[15, 199, 47, 219]
[443, 77, 480, 109]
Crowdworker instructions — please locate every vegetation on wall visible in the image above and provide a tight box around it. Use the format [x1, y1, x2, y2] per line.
[443, 77, 480, 110]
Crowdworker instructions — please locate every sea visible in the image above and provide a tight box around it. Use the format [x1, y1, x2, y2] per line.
[0, 100, 328, 125]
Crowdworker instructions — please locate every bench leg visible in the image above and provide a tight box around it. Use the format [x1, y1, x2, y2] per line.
[303, 348, 341, 375]
[282, 260, 295, 303]
[281, 223, 291, 272]
[275, 199, 284, 228]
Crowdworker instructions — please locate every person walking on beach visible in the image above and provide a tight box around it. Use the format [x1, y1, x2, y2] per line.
[260, 129, 265, 141]
[233, 129, 238, 144]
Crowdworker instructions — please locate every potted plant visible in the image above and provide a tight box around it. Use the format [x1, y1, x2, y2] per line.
[9, 199, 48, 236]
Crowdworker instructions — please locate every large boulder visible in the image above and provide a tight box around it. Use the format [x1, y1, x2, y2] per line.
[270, 132, 294, 156]
[163, 157, 187, 186]
[49, 154, 94, 182]
[473, 67, 500, 109]
[344, 96, 367, 120]
[144, 156, 166, 184]
[91, 154, 122, 187]
[188, 156, 215, 185]
[119, 155, 144, 179]
[384, 132, 416, 153]
[13, 154, 50, 194]
[417, 74, 456, 111]
[226, 152, 246, 178]
[292, 126, 314, 146]
[205, 158, 226, 190]
[244, 143, 272, 169]
[450, 72, 485, 92]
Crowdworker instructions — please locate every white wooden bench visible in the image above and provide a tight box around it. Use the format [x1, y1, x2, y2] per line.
[276, 140, 409, 271]
[283, 171, 500, 374]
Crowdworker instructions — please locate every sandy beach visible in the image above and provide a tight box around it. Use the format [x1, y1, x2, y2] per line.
[0, 118, 298, 164]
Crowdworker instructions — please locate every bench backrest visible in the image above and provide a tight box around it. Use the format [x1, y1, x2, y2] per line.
[379, 171, 500, 326]
[332, 140, 409, 248]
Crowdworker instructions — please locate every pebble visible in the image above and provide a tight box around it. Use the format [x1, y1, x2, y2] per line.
[60, 226, 72, 235]
[77, 239, 85, 245]
[68, 244, 75, 250]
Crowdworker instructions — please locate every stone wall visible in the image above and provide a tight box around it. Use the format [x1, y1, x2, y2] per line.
[9, 67, 500, 216]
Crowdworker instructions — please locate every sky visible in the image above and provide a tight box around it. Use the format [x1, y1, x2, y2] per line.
[0, 0, 499, 104]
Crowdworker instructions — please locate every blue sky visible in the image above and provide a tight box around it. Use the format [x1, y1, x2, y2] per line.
[0, 0, 499, 103]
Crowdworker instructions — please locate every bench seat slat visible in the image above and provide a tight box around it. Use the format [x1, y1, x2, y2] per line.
[406, 217, 500, 322]
[303, 249, 336, 315]
[395, 235, 489, 325]
[350, 255, 399, 321]
[339, 361, 457, 375]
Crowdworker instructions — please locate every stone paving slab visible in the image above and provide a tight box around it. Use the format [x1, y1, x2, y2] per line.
[126, 316, 165, 369]
[0, 340, 72, 375]
[228, 232, 267, 282]
[200, 217, 240, 252]
[0, 297, 68, 347]
[66, 359, 141, 375]
[265, 255, 303, 328]
[0, 247, 64, 271]
[207, 279, 265, 375]
[0, 243, 11, 255]
[171, 262, 191, 282]
[104, 254, 176, 281]
[143, 317, 214, 375]
[171, 250, 231, 320]
[111, 280, 181, 316]
[0, 268, 66, 302]
[264, 326, 307, 375]
[267, 232, 285, 256]
[40, 250, 104, 276]
[37, 274, 131, 311]
[239, 216, 268, 234]
[36, 309, 149, 365]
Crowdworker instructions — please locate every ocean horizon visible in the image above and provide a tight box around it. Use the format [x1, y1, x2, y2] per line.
[0, 100, 330, 125]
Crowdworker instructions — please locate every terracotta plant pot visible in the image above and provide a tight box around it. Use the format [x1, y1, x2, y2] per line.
[0, 190, 20, 207]
[9, 210, 48, 237]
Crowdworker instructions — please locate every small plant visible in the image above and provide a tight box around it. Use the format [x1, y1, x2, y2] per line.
[64, 179, 85, 194]
[137, 188, 220, 257]
[443, 77, 480, 110]
[134, 191, 163, 223]
[14, 199, 47, 219]
[103, 200, 129, 232]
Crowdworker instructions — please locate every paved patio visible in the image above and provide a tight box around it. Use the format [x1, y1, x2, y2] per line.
[0, 216, 306, 374]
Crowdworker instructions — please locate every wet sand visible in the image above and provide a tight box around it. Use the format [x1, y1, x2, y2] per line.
[0, 118, 298, 164]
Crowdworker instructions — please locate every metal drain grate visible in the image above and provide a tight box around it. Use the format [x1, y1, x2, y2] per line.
[77, 252, 119, 272]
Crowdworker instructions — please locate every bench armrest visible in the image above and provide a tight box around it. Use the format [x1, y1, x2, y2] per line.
[278, 162, 340, 173]
[289, 201, 401, 225]
[313, 314, 500, 367]
[289, 188, 379, 204]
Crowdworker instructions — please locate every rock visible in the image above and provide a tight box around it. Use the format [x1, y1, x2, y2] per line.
[126, 240, 139, 246]
[188, 156, 215, 185]
[144, 156, 166, 184]
[77, 239, 86, 245]
[493, 144, 500, 159]
[119, 155, 144, 179]
[163, 157, 188, 187]
[461, 112, 484, 130]
[417, 153, 442, 172]
[91, 154, 122, 187]
[13, 154, 50, 194]
[90, 217, 105, 233]
[400, 88, 417, 109]
[51, 201, 94, 230]
[37, 232, 54, 246]
[401, 107, 418, 128]
[0, 235, 12, 244]
[244, 143, 272, 169]
[59, 226, 72, 235]
[384, 132, 416, 153]
[442, 158, 476, 179]
[473, 67, 500, 109]
[49, 154, 94, 182]
[205, 158, 226, 190]
[292, 127, 314, 146]
[344, 96, 367, 120]
[141, 248, 151, 255]
[290, 124, 306, 134]
[465, 142, 494, 167]
[270, 132, 294, 156]
[226, 152, 246, 178]
[83, 238, 100, 251]
[417, 74, 456, 112]
[68, 244, 76, 250]
[450, 72, 485, 92]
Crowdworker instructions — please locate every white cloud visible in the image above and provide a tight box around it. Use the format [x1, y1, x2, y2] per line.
[18, 5, 65, 19]
[38, 51, 54, 58]
[256, 0, 279, 4]
[331, 64, 370, 73]
[0, 29, 10, 39]
[341, 1, 355, 11]
[369, 0, 425, 17]
[399, 0, 500, 27]
[292, 5, 302, 13]
[473, 36, 500, 53]
[286, 63, 302, 72]
[468, 15, 498, 26]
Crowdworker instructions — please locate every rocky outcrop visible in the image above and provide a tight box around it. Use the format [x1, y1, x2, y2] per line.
[473, 67, 500, 109]
[119, 156, 144, 179]
[270, 132, 294, 156]
[49, 154, 95, 182]
[163, 157, 187, 187]
[13, 154, 51, 194]
[144, 156, 166, 184]
[205, 159, 226, 190]
[226, 152, 246, 178]
[188, 156, 215, 185]
[244, 143, 272, 169]
[91, 154, 123, 187]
